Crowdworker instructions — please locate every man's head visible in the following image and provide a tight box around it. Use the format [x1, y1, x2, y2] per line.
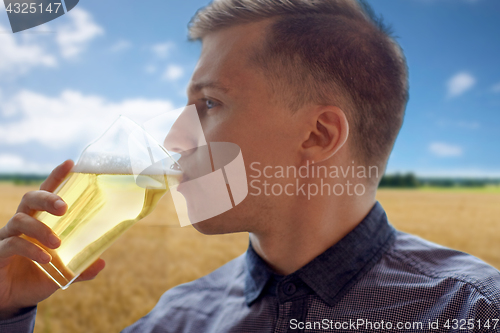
[175, 0, 408, 234]
[189, 0, 409, 175]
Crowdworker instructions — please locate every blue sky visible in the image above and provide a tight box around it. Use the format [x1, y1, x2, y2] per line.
[0, 0, 499, 177]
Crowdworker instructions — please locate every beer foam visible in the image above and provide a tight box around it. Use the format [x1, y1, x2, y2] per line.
[73, 152, 182, 176]
[73, 152, 133, 174]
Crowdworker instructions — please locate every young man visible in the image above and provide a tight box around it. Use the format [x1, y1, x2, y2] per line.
[1, 0, 500, 332]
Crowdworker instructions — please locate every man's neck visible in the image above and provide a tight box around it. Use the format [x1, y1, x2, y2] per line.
[249, 189, 377, 276]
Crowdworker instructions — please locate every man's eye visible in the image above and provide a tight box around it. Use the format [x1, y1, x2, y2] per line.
[205, 99, 218, 109]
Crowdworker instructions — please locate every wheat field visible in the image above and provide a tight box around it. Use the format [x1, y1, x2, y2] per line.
[0, 183, 499, 332]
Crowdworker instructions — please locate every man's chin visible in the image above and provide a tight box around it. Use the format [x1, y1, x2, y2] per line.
[191, 216, 242, 235]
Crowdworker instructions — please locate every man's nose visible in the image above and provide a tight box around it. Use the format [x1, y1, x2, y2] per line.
[163, 105, 207, 155]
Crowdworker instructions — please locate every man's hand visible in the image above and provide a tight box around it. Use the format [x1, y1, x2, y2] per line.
[0, 160, 106, 320]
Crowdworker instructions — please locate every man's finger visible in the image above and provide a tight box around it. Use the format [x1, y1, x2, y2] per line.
[75, 259, 106, 282]
[0, 236, 51, 264]
[0, 213, 60, 249]
[16, 191, 67, 217]
[40, 160, 74, 193]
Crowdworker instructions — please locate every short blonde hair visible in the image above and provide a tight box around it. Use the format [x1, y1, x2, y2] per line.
[189, 0, 409, 174]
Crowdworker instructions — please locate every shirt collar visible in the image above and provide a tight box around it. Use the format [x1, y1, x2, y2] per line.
[244, 239, 279, 305]
[244, 201, 396, 306]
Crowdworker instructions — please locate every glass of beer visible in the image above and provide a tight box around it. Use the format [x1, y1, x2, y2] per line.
[21, 116, 181, 289]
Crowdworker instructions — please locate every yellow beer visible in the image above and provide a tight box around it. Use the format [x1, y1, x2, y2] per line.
[23, 172, 169, 289]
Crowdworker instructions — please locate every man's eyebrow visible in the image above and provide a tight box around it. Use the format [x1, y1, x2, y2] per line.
[189, 81, 230, 94]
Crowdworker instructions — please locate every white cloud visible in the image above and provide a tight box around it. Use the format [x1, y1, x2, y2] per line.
[149, 42, 182, 80]
[0, 154, 24, 169]
[56, 8, 104, 58]
[162, 65, 184, 81]
[429, 142, 463, 157]
[0, 8, 103, 76]
[0, 24, 56, 75]
[109, 39, 132, 53]
[0, 89, 176, 150]
[447, 72, 476, 98]
[152, 42, 174, 59]
[0, 153, 55, 174]
[492, 83, 500, 93]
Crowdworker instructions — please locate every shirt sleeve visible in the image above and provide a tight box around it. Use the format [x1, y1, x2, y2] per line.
[0, 306, 37, 333]
[467, 293, 500, 332]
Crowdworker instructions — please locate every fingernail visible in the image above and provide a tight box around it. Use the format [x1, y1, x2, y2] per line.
[49, 234, 61, 247]
[54, 200, 66, 210]
[40, 252, 51, 263]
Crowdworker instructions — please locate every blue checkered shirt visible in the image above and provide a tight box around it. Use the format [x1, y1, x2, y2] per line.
[3, 202, 500, 332]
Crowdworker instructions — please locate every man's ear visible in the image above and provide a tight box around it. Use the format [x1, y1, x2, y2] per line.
[301, 106, 349, 163]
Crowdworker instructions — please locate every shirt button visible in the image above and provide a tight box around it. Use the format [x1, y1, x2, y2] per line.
[283, 282, 297, 296]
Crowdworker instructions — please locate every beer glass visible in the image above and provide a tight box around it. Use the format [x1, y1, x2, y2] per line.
[22, 116, 181, 289]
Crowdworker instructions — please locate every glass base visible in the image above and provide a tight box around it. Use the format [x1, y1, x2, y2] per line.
[34, 260, 80, 290]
